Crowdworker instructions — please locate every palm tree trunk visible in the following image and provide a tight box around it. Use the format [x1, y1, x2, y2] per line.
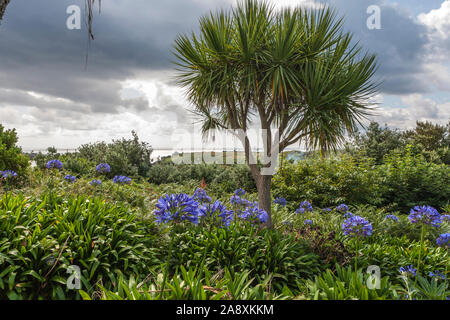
[257, 174, 272, 228]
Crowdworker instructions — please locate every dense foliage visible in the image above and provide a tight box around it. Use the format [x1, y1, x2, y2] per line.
[348, 121, 450, 165]
[0, 124, 29, 177]
[273, 145, 449, 211]
[1, 121, 449, 300]
[32, 131, 152, 178]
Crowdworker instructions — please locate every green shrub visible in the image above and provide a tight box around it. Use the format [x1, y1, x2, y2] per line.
[272, 154, 382, 208]
[164, 223, 320, 292]
[78, 130, 153, 177]
[272, 149, 449, 211]
[301, 264, 400, 300]
[80, 265, 290, 300]
[355, 236, 448, 280]
[147, 163, 256, 193]
[378, 145, 450, 211]
[0, 193, 160, 300]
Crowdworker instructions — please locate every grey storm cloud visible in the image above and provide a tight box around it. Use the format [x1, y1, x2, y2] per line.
[0, 0, 229, 116]
[0, 0, 448, 150]
[319, 0, 431, 95]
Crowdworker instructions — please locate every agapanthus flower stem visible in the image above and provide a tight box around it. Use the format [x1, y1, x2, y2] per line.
[415, 225, 426, 287]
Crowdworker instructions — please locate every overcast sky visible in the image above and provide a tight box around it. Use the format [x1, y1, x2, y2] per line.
[0, 0, 449, 151]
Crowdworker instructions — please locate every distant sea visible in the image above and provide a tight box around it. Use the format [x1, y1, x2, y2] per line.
[22, 148, 306, 163]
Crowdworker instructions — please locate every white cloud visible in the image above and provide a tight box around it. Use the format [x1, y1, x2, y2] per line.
[375, 94, 450, 129]
[418, 0, 450, 62]
[418, 1, 450, 40]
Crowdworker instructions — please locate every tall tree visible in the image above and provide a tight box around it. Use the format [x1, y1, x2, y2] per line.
[173, 0, 378, 227]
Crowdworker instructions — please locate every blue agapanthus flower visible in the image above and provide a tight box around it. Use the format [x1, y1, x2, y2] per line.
[436, 233, 449, 248]
[239, 202, 269, 224]
[274, 197, 287, 207]
[343, 212, 354, 219]
[408, 205, 442, 228]
[64, 175, 76, 183]
[96, 163, 111, 174]
[90, 179, 102, 186]
[296, 201, 313, 214]
[336, 204, 349, 212]
[385, 214, 399, 222]
[441, 215, 450, 222]
[304, 219, 313, 225]
[113, 175, 131, 184]
[234, 188, 246, 196]
[46, 159, 63, 169]
[1, 170, 17, 178]
[322, 208, 332, 213]
[399, 265, 417, 277]
[193, 188, 212, 203]
[198, 200, 233, 227]
[154, 193, 200, 225]
[429, 271, 446, 280]
[342, 215, 373, 237]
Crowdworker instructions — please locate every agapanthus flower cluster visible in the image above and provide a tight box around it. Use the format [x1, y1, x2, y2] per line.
[385, 214, 399, 222]
[230, 188, 251, 207]
[1, 170, 17, 178]
[230, 194, 251, 207]
[113, 175, 132, 184]
[304, 219, 313, 225]
[46, 159, 63, 169]
[90, 179, 102, 186]
[96, 163, 111, 174]
[342, 215, 373, 237]
[154, 193, 200, 225]
[344, 212, 354, 219]
[274, 197, 287, 207]
[436, 233, 449, 248]
[429, 271, 446, 280]
[198, 200, 233, 227]
[399, 265, 417, 277]
[408, 205, 442, 228]
[193, 188, 211, 203]
[296, 201, 313, 214]
[239, 202, 269, 224]
[64, 175, 76, 183]
[336, 204, 349, 212]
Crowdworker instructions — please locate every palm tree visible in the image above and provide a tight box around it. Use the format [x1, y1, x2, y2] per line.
[0, 0, 11, 21]
[173, 0, 379, 227]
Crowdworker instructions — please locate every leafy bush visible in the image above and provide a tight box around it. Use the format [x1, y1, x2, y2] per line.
[272, 149, 449, 211]
[378, 146, 450, 211]
[80, 266, 289, 300]
[347, 120, 450, 165]
[301, 264, 400, 300]
[164, 223, 320, 292]
[0, 193, 160, 299]
[147, 163, 256, 193]
[356, 237, 448, 279]
[272, 154, 382, 208]
[0, 124, 29, 176]
[78, 130, 153, 177]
